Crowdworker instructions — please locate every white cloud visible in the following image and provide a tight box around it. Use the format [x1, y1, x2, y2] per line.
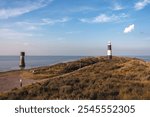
[135, 0, 150, 10]
[0, 0, 53, 19]
[113, 4, 124, 11]
[93, 14, 111, 23]
[80, 14, 112, 23]
[79, 18, 89, 23]
[80, 13, 128, 23]
[42, 17, 70, 25]
[124, 24, 135, 33]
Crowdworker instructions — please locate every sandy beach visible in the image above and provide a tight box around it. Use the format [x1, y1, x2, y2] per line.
[0, 71, 38, 93]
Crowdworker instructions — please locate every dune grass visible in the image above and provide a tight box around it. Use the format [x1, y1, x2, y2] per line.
[0, 56, 150, 100]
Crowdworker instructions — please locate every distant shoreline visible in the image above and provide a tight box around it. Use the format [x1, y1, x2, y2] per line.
[0, 55, 150, 72]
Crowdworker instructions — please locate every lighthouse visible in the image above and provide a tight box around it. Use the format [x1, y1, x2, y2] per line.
[19, 52, 25, 69]
[107, 41, 112, 60]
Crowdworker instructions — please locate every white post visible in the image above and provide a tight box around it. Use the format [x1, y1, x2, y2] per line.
[20, 79, 22, 87]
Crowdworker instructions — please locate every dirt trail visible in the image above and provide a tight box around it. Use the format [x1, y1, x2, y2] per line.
[0, 71, 41, 93]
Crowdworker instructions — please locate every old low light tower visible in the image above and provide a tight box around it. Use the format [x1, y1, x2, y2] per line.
[19, 52, 25, 69]
[107, 41, 112, 60]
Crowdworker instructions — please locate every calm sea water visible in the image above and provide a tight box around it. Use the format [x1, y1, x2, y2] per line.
[0, 56, 150, 72]
[0, 56, 85, 72]
[133, 56, 150, 61]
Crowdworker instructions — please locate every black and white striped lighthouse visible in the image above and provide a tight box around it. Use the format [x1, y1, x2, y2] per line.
[19, 52, 25, 69]
[107, 41, 112, 60]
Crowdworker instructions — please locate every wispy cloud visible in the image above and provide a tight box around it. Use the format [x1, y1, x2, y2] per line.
[0, 0, 53, 19]
[57, 37, 65, 41]
[93, 14, 112, 23]
[124, 24, 135, 33]
[113, 3, 124, 11]
[0, 28, 33, 40]
[41, 17, 70, 25]
[79, 13, 128, 23]
[23, 42, 30, 46]
[65, 31, 82, 34]
[69, 6, 97, 13]
[135, 0, 150, 10]
[15, 17, 70, 30]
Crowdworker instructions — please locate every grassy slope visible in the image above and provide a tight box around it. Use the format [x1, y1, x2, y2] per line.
[0, 56, 150, 100]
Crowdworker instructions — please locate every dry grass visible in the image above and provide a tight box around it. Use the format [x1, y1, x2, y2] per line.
[0, 56, 150, 100]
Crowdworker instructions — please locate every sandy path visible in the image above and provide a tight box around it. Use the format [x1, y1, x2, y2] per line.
[0, 71, 39, 93]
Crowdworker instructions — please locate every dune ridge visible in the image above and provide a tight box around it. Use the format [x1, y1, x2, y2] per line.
[0, 56, 150, 100]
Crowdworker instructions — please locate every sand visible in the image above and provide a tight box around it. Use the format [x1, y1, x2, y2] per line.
[0, 71, 37, 93]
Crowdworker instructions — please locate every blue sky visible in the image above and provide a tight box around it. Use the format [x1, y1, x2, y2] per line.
[0, 0, 150, 56]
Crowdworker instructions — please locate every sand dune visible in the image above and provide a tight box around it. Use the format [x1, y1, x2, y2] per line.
[0, 56, 150, 100]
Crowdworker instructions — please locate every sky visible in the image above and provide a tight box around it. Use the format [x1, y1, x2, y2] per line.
[0, 0, 150, 56]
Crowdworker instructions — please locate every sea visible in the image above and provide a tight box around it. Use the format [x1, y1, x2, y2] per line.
[0, 56, 85, 72]
[0, 56, 150, 72]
